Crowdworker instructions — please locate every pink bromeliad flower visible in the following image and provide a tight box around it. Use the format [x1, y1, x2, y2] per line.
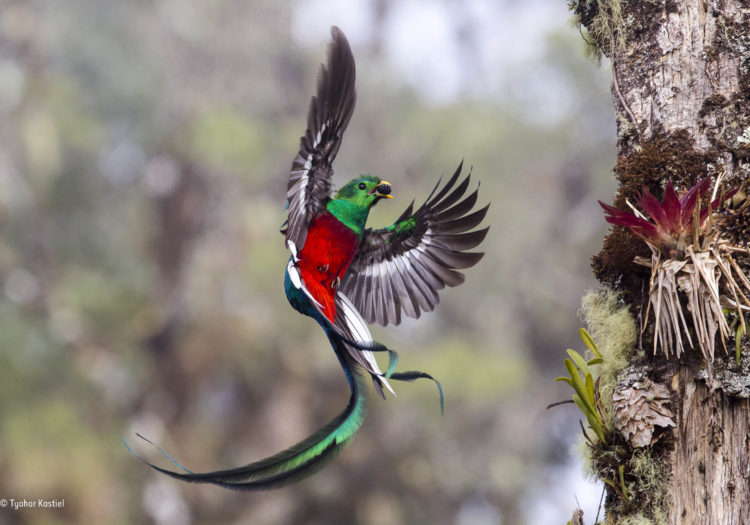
[599, 179, 729, 258]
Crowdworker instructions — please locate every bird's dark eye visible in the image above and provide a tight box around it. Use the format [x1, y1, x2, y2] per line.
[357, 182, 367, 190]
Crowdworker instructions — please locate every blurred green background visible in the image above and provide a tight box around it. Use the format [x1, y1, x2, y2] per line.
[0, 1, 617, 523]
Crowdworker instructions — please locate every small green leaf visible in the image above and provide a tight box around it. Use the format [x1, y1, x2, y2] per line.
[579, 328, 602, 358]
[584, 373, 595, 404]
[583, 409, 606, 440]
[555, 376, 574, 385]
[572, 396, 595, 428]
[587, 357, 603, 366]
[566, 360, 597, 416]
[573, 395, 606, 443]
[567, 349, 592, 379]
[564, 360, 587, 397]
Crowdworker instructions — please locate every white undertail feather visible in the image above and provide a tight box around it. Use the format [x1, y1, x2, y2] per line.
[288, 260, 394, 395]
[338, 292, 395, 396]
[287, 240, 300, 262]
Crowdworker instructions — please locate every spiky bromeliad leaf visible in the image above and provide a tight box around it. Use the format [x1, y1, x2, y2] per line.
[600, 177, 750, 364]
[599, 178, 731, 257]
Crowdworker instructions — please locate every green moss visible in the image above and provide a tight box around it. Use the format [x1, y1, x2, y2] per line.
[592, 433, 670, 524]
[574, 435, 600, 481]
[588, 443, 671, 525]
[605, 448, 670, 524]
[568, 0, 625, 59]
[608, 514, 654, 525]
[627, 449, 670, 524]
[616, 112, 636, 142]
[581, 288, 637, 427]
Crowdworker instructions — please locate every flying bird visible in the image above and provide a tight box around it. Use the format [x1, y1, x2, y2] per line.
[128, 26, 488, 490]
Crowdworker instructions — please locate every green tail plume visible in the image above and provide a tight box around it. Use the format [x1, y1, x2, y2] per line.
[126, 340, 367, 491]
[126, 330, 445, 490]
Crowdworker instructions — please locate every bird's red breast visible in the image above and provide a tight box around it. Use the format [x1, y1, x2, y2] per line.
[297, 211, 361, 322]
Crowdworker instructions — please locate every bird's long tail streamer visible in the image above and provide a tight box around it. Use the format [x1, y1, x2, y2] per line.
[388, 371, 445, 416]
[333, 333, 445, 414]
[126, 319, 443, 490]
[125, 336, 368, 491]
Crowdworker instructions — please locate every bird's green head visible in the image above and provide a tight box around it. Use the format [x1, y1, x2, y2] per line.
[334, 175, 393, 209]
[327, 175, 392, 235]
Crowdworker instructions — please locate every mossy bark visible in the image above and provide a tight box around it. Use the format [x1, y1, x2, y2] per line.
[575, 0, 750, 523]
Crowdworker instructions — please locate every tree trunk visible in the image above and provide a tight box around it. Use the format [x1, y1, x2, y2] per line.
[671, 367, 750, 524]
[574, 0, 750, 523]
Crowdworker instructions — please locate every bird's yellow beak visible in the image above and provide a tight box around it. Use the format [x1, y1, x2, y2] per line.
[374, 181, 393, 199]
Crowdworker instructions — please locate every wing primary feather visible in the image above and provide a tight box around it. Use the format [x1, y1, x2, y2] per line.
[392, 256, 427, 315]
[421, 176, 444, 205]
[393, 200, 415, 225]
[417, 249, 466, 287]
[343, 160, 487, 326]
[387, 259, 415, 320]
[366, 264, 379, 324]
[431, 174, 471, 214]
[427, 246, 485, 270]
[350, 272, 365, 310]
[374, 262, 387, 324]
[383, 259, 400, 324]
[432, 228, 489, 251]
[405, 250, 444, 293]
[432, 204, 490, 234]
[425, 162, 464, 208]
[434, 187, 479, 222]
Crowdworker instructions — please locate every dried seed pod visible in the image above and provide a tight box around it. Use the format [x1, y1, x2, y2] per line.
[613, 372, 675, 448]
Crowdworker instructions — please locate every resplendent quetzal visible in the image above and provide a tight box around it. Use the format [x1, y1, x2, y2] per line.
[128, 26, 488, 490]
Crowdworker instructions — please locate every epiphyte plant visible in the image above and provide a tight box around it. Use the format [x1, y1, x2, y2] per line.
[555, 328, 608, 444]
[600, 177, 750, 363]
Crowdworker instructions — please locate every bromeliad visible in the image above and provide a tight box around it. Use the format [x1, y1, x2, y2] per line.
[600, 178, 750, 363]
[129, 26, 489, 490]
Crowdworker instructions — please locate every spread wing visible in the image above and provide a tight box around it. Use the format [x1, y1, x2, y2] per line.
[340, 162, 489, 326]
[285, 26, 357, 252]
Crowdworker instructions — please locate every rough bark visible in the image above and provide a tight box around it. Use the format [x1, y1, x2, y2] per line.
[575, 0, 750, 523]
[618, 2, 744, 153]
[671, 366, 750, 524]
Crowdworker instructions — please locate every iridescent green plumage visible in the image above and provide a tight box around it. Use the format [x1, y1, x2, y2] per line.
[128, 24, 478, 492]
[326, 176, 391, 235]
[126, 337, 368, 490]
